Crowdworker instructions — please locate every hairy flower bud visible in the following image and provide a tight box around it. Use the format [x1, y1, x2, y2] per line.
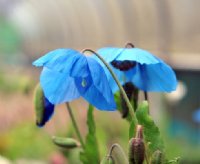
[52, 136, 80, 149]
[100, 156, 115, 164]
[151, 150, 163, 164]
[129, 125, 145, 164]
[34, 84, 54, 127]
[120, 82, 139, 118]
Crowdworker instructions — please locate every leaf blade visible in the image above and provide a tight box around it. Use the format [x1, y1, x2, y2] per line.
[136, 101, 164, 155]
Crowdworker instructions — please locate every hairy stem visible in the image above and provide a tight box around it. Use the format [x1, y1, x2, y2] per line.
[66, 102, 85, 148]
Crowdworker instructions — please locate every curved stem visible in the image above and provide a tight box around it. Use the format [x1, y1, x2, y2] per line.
[82, 49, 137, 121]
[66, 102, 85, 148]
[125, 42, 135, 48]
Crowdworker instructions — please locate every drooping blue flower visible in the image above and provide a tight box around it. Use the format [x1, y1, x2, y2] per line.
[95, 47, 177, 93]
[33, 48, 116, 111]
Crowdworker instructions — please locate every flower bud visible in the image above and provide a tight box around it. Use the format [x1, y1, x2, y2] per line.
[151, 150, 163, 164]
[100, 156, 115, 164]
[120, 82, 139, 118]
[52, 136, 80, 149]
[129, 125, 145, 164]
[33, 84, 54, 127]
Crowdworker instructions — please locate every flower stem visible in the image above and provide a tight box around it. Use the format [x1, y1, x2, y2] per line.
[125, 42, 135, 48]
[66, 102, 85, 148]
[82, 49, 137, 122]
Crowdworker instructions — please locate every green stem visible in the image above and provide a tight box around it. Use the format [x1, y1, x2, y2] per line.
[82, 49, 137, 122]
[145, 152, 150, 164]
[66, 102, 85, 148]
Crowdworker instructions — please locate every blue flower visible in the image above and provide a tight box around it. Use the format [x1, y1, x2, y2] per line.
[95, 47, 177, 93]
[33, 48, 116, 111]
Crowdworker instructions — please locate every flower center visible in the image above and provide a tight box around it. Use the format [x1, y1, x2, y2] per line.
[81, 78, 87, 87]
[111, 60, 137, 71]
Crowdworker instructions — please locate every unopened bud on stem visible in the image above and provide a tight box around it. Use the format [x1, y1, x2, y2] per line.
[129, 125, 145, 164]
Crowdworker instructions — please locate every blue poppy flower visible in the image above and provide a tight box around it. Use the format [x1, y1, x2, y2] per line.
[33, 48, 116, 111]
[95, 47, 177, 93]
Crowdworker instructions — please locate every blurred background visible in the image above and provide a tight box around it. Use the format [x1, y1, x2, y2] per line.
[0, 0, 200, 163]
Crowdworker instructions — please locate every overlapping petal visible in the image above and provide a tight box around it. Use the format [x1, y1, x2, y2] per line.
[33, 49, 89, 76]
[96, 47, 177, 92]
[40, 67, 81, 104]
[33, 49, 116, 111]
[84, 57, 116, 110]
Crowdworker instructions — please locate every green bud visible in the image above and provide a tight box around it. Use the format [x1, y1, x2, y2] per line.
[108, 157, 115, 164]
[33, 84, 55, 127]
[100, 156, 115, 164]
[129, 125, 145, 164]
[151, 150, 163, 164]
[52, 136, 80, 149]
[33, 84, 44, 125]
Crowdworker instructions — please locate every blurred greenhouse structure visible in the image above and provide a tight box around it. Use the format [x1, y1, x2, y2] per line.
[0, 0, 200, 163]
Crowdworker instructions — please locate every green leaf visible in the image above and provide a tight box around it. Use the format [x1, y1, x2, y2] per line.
[136, 101, 164, 155]
[80, 105, 100, 164]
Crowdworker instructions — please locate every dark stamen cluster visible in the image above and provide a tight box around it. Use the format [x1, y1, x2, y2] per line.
[111, 60, 137, 71]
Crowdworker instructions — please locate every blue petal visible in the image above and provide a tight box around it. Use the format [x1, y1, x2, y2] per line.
[97, 47, 160, 64]
[33, 49, 78, 66]
[97, 47, 177, 92]
[127, 63, 177, 92]
[75, 57, 116, 111]
[116, 48, 160, 64]
[70, 55, 89, 78]
[92, 48, 125, 93]
[37, 97, 55, 127]
[103, 64, 126, 93]
[96, 47, 123, 63]
[33, 49, 88, 75]
[40, 67, 80, 104]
